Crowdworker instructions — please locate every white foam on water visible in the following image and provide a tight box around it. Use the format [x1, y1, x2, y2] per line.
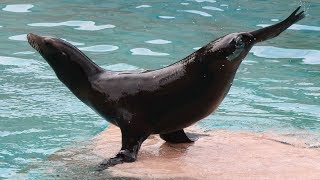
[178, 10, 212, 17]
[61, 39, 85, 46]
[0, 128, 45, 137]
[0, 56, 38, 66]
[145, 39, 172, 44]
[220, 4, 228, 7]
[262, 102, 320, 118]
[8, 34, 27, 41]
[250, 46, 320, 65]
[136, 5, 151, 8]
[257, 24, 320, 31]
[181, 3, 189, 5]
[2, 4, 34, 13]
[193, 47, 201, 50]
[202, 6, 224, 11]
[194, 0, 216, 3]
[158, 16, 175, 19]
[13, 51, 35, 55]
[296, 82, 314, 86]
[79, 45, 119, 52]
[28, 21, 115, 31]
[271, 19, 279, 22]
[25, 147, 60, 155]
[102, 63, 142, 71]
[75, 24, 115, 31]
[130, 48, 169, 56]
[0, 168, 18, 179]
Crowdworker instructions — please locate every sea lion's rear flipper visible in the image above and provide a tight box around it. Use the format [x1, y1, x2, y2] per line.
[160, 129, 198, 143]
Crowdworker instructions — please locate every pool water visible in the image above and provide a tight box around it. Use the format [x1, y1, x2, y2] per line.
[0, 0, 319, 178]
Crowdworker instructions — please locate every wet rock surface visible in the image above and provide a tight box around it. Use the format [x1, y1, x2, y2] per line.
[36, 125, 320, 179]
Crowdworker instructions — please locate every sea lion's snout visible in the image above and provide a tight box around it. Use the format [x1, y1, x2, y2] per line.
[27, 33, 42, 52]
[27, 33, 57, 55]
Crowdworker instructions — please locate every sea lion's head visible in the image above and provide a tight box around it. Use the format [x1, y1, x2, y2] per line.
[204, 6, 305, 70]
[27, 33, 101, 94]
[207, 32, 255, 63]
[27, 33, 100, 74]
[27, 33, 80, 68]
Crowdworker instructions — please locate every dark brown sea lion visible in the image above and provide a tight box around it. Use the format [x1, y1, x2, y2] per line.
[27, 7, 305, 169]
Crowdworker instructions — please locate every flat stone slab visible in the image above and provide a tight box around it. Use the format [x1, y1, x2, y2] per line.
[41, 125, 320, 179]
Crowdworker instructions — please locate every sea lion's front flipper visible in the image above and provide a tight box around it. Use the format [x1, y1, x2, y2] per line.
[97, 149, 136, 170]
[97, 127, 150, 171]
[160, 129, 198, 143]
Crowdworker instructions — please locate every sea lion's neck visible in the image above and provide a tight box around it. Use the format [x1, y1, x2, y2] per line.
[50, 51, 103, 103]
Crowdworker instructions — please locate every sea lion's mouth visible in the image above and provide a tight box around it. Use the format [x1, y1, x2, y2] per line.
[27, 33, 42, 53]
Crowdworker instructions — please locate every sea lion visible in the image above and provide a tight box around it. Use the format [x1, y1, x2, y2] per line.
[27, 7, 305, 169]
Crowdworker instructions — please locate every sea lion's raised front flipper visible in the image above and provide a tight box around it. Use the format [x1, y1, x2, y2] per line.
[160, 129, 198, 143]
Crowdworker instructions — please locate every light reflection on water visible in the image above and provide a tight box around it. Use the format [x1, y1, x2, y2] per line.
[0, 0, 319, 178]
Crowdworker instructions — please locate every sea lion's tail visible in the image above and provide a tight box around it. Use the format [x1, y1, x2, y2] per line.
[250, 6, 305, 43]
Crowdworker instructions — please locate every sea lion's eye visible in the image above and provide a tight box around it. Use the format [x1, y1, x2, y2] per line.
[61, 52, 69, 59]
[234, 36, 244, 48]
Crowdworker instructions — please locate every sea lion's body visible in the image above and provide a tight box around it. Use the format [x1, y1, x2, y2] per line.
[27, 7, 305, 169]
[89, 49, 236, 134]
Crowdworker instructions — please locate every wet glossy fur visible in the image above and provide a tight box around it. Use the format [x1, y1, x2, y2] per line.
[27, 7, 305, 169]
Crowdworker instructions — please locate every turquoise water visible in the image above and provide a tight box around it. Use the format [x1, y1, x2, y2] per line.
[0, 0, 319, 178]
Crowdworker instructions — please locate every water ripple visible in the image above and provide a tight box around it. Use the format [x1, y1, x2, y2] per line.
[102, 63, 141, 71]
[0, 56, 39, 67]
[261, 103, 320, 118]
[194, 0, 216, 3]
[136, 5, 151, 9]
[8, 34, 27, 41]
[2, 4, 34, 13]
[202, 6, 224, 11]
[28, 21, 115, 31]
[0, 129, 46, 137]
[13, 51, 35, 55]
[250, 46, 320, 65]
[145, 39, 172, 44]
[79, 45, 119, 52]
[61, 39, 85, 46]
[178, 10, 212, 17]
[158, 16, 175, 19]
[130, 48, 169, 56]
[257, 24, 320, 31]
